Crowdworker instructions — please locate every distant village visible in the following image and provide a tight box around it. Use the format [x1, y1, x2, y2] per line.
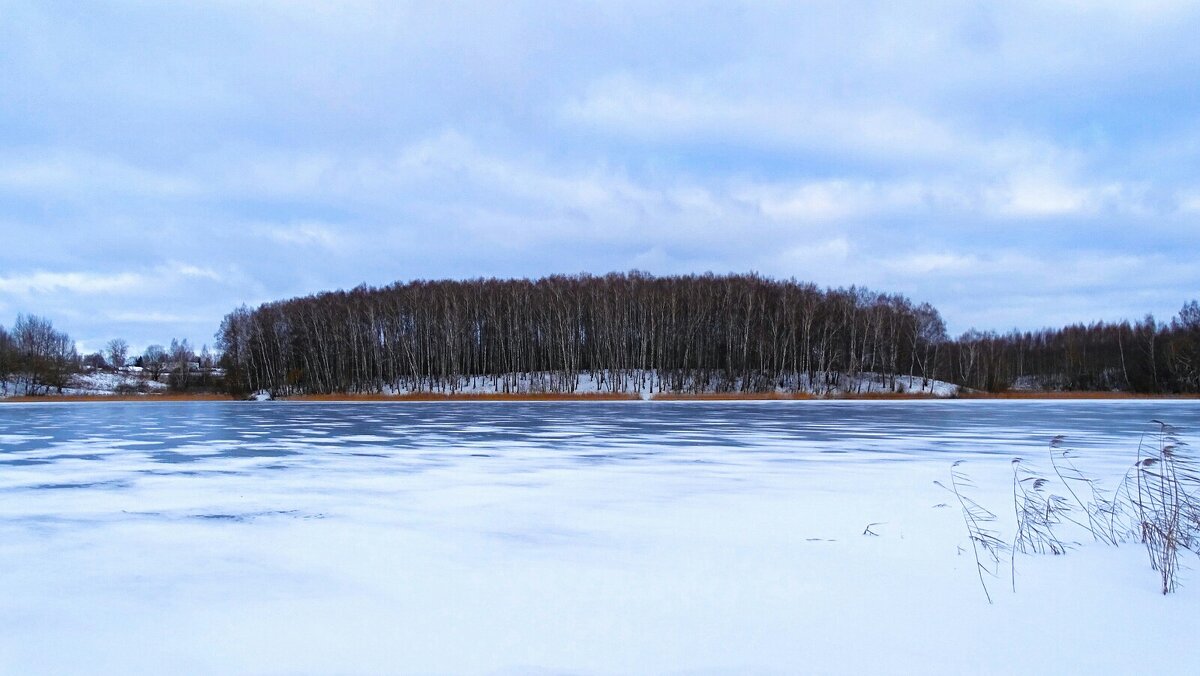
[0, 314, 223, 396]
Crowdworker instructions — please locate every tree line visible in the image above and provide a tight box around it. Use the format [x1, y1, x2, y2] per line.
[0, 314, 78, 395]
[215, 273, 1200, 397]
[944, 303, 1199, 393]
[215, 272, 949, 396]
[5, 274, 1197, 397]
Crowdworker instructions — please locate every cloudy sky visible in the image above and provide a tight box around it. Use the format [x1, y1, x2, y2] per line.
[2, 1, 1199, 352]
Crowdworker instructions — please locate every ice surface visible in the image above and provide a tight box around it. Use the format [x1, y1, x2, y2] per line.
[0, 400, 1197, 674]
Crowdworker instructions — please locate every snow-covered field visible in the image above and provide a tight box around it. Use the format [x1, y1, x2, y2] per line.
[382, 370, 960, 398]
[65, 370, 169, 395]
[0, 400, 1195, 674]
[0, 370, 168, 397]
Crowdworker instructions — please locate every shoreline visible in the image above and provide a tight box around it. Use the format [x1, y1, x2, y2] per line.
[3, 391, 1199, 403]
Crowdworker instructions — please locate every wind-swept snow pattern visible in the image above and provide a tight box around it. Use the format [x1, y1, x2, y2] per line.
[0, 401, 1197, 674]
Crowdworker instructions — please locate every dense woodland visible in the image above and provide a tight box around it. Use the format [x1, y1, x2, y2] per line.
[0, 315, 78, 395]
[216, 273, 948, 396]
[213, 273, 1200, 397]
[944, 306, 1199, 394]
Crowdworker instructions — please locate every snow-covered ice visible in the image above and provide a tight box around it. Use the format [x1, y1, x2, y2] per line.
[0, 400, 1196, 674]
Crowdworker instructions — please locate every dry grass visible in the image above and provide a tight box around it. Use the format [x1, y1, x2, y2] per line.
[959, 391, 1200, 400]
[651, 391, 816, 401]
[937, 462, 1006, 604]
[833, 391, 944, 400]
[1129, 421, 1199, 594]
[947, 422, 1199, 598]
[654, 391, 949, 401]
[1009, 457, 1070, 592]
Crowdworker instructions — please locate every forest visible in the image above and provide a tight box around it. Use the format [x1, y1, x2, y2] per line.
[3, 272, 1196, 398]
[0, 314, 78, 395]
[213, 272, 1200, 397]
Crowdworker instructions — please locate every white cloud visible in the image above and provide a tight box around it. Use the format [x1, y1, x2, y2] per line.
[766, 238, 853, 278]
[734, 179, 947, 222]
[106, 311, 209, 324]
[1171, 187, 1200, 214]
[258, 222, 344, 250]
[561, 75, 970, 165]
[0, 271, 145, 295]
[168, 262, 225, 282]
[0, 263, 234, 298]
[887, 253, 977, 276]
[0, 152, 197, 198]
[987, 173, 1094, 217]
[2, 1, 1199, 345]
[981, 168, 1146, 218]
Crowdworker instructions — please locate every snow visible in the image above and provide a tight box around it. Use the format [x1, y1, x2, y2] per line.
[0, 370, 168, 397]
[64, 370, 169, 395]
[382, 370, 961, 398]
[0, 400, 1195, 674]
[2, 369, 959, 399]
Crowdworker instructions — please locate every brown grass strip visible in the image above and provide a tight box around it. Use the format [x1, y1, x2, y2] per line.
[832, 392, 944, 400]
[957, 391, 1200, 400]
[651, 392, 816, 401]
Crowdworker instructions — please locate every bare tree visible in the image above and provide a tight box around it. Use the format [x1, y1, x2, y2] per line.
[11, 314, 77, 394]
[168, 338, 194, 391]
[143, 344, 168, 382]
[106, 338, 129, 370]
[0, 324, 14, 395]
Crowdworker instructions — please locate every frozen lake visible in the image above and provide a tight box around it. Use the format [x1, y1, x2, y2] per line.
[1, 400, 1198, 674]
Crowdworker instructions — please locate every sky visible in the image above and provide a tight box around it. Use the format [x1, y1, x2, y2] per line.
[2, 1, 1199, 353]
